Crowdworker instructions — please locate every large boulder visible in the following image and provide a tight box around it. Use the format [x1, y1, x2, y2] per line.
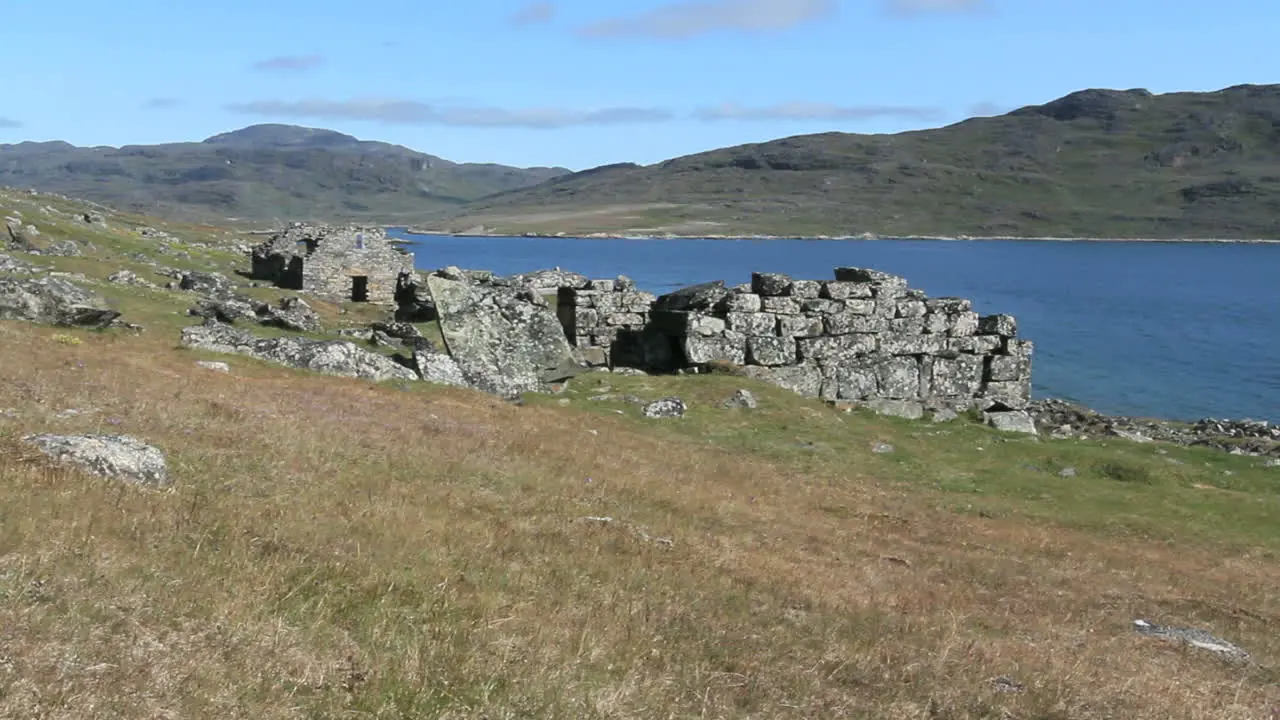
[23, 434, 170, 486]
[256, 296, 322, 333]
[427, 275, 579, 399]
[178, 271, 235, 297]
[412, 346, 470, 388]
[180, 324, 418, 383]
[0, 275, 122, 328]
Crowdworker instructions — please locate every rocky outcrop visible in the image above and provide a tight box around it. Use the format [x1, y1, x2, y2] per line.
[180, 323, 417, 383]
[0, 275, 123, 328]
[188, 295, 322, 333]
[1029, 399, 1280, 457]
[427, 275, 579, 398]
[23, 434, 170, 487]
[178, 270, 236, 297]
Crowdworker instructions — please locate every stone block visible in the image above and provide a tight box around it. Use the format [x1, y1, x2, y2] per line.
[948, 336, 1003, 354]
[605, 312, 646, 326]
[978, 314, 1018, 337]
[761, 296, 801, 315]
[842, 299, 876, 315]
[984, 410, 1038, 435]
[726, 311, 777, 336]
[872, 285, 905, 301]
[723, 292, 762, 313]
[821, 281, 874, 299]
[778, 315, 824, 338]
[981, 378, 1031, 410]
[838, 364, 878, 400]
[683, 331, 746, 365]
[879, 335, 948, 356]
[833, 267, 908, 287]
[864, 399, 925, 420]
[746, 335, 797, 366]
[741, 363, 823, 397]
[896, 300, 926, 318]
[573, 308, 599, 328]
[798, 334, 877, 362]
[690, 314, 726, 336]
[950, 311, 979, 337]
[923, 312, 951, 334]
[800, 298, 844, 315]
[875, 356, 920, 399]
[926, 297, 972, 314]
[929, 355, 985, 397]
[827, 313, 889, 335]
[593, 293, 622, 313]
[589, 279, 616, 292]
[751, 272, 793, 296]
[790, 280, 822, 298]
[890, 318, 925, 335]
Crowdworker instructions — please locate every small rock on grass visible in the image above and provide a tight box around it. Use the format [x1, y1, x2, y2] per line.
[195, 360, 230, 373]
[722, 389, 758, 410]
[23, 434, 170, 487]
[642, 397, 687, 419]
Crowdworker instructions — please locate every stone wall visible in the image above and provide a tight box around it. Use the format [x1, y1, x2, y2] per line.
[251, 224, 414, 304]
[556, 267, 1033, 418]
[556, 276, 657, 367]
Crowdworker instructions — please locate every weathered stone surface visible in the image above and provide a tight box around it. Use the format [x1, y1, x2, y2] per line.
[825, 313, 888, 335]
[985, 410, 1038, 435]
[722, 389, 758, 409]
[252, 224, 414, 304]
[896, 300, 926, 318]
[834, 267, 908, 287]
[751, 272, 793, 296]
[978, 314, 1018, 337]
[982, 378, 1032, 410]
[838, 364, 878, 400]
[683, 331, 746, 365]
[879, 334, 947, 356]
[790, 280, 821, 298]
[179, 271, 235, 297]
[189, 296, 258, 324]
[890, 318, 925, 336]
[412, 347, 469, 388]
[923, 312, 951, 334]
[428, 276, 578, 398]
[864, 399, 924, 420]
[0, 275, 122, 328]
[195, 360, 230, 373]
[24, 434, 169, 486]
[742, 363, 823, 397]
[371, 321, 423, 341]
[800, 298, 843, 315]
[949, 336, 1003, 354]
[842, 299, 876, 315]
[107, 269, 160, 289]
[726, 311, 776, 335]
[504, 268, 589, 291]
[747, 335, 797, 366]
[643, 397, 687, 418]
[988, 344, 1033, 382]
[798, 334, 876, 363]
[722, 292, 762, 313]
[653, 281, 728, 311]
[778, 315, 824, 338]
[760, 296, 801, 315]
[256, 297, 322, 333]
[180, 324, 418, 383]
[927, 298, 972, 314]
[0, 253, 37, 274]
[821, 281, 874, 299]
[875, 357, 920, 399]
[1132, 619, 1249, 663]
[929, 355, 985, 398]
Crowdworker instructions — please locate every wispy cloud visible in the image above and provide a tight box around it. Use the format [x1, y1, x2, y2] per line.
[0, 117, 21, 129]
[967, 101, 1006, 117]
[225, 98, 674, 129]
[251, 54, 325, 72]
[886, 0, 987, 15]
[142, 97, 181, 110]
[578, 0, 835, 39]
[511, 2, 555, 25]
[695, 102, 943, 122]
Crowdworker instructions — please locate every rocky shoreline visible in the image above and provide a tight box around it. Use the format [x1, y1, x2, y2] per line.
[398, 227, 1280, 244]
[1027, 398, 1280, 460]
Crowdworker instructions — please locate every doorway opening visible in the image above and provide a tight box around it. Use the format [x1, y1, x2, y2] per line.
[351, 276, 369, 302]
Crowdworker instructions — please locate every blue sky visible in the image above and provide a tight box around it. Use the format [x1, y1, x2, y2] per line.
[2, 0, 1275, 170]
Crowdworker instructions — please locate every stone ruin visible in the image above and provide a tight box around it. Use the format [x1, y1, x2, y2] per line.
[250, 223, 414, 304]
[556, 267, 1033, 420]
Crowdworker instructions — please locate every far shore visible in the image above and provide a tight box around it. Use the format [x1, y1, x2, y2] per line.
[395, 227, 1280, 244]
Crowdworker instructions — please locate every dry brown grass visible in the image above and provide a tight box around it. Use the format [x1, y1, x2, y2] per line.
[1, 321, 1278, 719]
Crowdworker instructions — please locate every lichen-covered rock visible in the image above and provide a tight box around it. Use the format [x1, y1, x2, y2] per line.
[179, 270, 235, 297]
[428, 275, 578, 399]
[180, 324, 418, 383]
[0, 275, 122, 328]
[107, 269, 160, 289]
[412, 347, 469, 388]
[256, 297, 322, 333]
[0, 253, 37, 274]
[722, 389, 758, 409]
[23, 434, 170, 486]
[985, 410, 1038, 434]
[652, 281, 728, 312]
[978, 314, 1018, 337]
[751, 272, 792, 297]
[642, 397, 687, 418]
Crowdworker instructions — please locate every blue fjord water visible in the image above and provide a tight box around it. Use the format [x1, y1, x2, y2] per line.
[389, 231, 1280, 423]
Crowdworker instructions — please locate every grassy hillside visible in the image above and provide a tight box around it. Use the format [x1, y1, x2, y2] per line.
[0, 124, 569, 226]
[3, 189, 1280, 717]
[435, 84, 1280, 239]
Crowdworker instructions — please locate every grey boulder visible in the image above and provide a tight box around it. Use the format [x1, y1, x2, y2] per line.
[985, 410, 1039, 435]
[180, 323, 418, 383]
[0, 275, 122, 328]
[24, 434, 170, 487]
[643, 397, 687, 419]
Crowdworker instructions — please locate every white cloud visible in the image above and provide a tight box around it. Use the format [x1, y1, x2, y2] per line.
[142, 97, 181, 110]
[886, 0, 987, 15]
[511, 2, 555, 25]
[695, 102, 943, 122]
[578, 0, 835, 39]
[225, 98, 675, 129]
[0, 117, 21, 128]
[251, 55, 325, 72]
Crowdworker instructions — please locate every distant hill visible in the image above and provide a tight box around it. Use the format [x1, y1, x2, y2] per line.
[432, 84, 1280, 239]
[0, 124, 570, 225]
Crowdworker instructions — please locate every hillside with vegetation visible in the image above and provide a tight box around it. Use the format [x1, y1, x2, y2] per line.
[436, 84, 1280, 239]
[1, 187, 1279, 717]
[0, 124, 569, 226]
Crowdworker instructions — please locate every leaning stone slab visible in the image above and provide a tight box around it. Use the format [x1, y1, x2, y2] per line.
[180, 324, 418, 383]
[984, 410, 1038, 435]
[427, 275, 578, 399]
[23, 434, 170, 486]
[412, 347, 470, 388]
[0, 275, 122, 328]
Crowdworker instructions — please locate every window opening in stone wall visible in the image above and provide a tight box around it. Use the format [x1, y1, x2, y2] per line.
[351, 276, 369, 302]
[355, 233, 365, 250]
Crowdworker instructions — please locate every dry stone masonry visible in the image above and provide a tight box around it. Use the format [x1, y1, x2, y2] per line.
[556, 267, 1033, 420]
[251, 223, 414, 304]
